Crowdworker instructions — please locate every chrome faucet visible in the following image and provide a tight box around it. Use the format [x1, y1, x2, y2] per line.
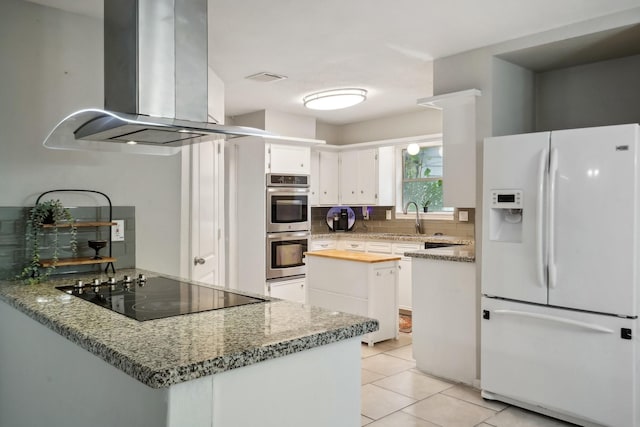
[403, 201, 422, 234]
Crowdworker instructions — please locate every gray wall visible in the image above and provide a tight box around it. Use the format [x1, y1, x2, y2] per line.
[536, 54, 640, 131]
[0, 0, 183, 276]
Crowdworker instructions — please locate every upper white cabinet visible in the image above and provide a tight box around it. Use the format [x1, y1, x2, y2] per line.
[318, 151, 340, 205]
[267, 143, 310, 174]
[418, 89, 481, 207]
[312, 146, 394, 206]
[340, 149, 377, 205]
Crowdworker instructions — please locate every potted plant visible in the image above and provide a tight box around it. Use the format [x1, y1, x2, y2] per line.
[18, 199, 78, 284]
[421, 197, 431, 213]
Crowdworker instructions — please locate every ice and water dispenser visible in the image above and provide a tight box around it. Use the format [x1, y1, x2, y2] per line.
[488, 189, 523, 242]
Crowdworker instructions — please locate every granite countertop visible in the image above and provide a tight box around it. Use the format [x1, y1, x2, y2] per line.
[305, 249, 401, 263]
[404, 245, 476, 263]
[311, 232, 473, 245]
[0, 268, 378, 389]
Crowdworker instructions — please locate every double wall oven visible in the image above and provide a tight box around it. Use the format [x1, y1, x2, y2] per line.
[265, 174, 310, 280]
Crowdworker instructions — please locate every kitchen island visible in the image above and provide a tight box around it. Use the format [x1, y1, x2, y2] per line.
[0, 269, 378, 427]
[305, 249, 400, 346]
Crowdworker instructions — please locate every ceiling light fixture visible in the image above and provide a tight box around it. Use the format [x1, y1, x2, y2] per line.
[303, 88, 367, 111]
[407, 143, 420, 155]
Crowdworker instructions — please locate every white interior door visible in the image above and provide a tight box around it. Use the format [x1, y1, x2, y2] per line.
[549, 125, 638, 316]
[190, 140, 224, 286]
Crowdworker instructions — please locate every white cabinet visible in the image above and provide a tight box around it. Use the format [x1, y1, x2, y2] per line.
[266, 277, 306, 304]
[366, 241, 392, 254]
[310, 150, 320, 205]
[311, 147, 394, 206]
[267, 144, 310, 174]
[417, 89, 481, 207]
[392, 243, 421, 311]
[337, 240, 366, 252]
[340, 149, 377, 205]
[318, 151, 340, 205]
[411, 257, 476, 385]
[309, 239, 337, 251]
[306, 254, 399, 346]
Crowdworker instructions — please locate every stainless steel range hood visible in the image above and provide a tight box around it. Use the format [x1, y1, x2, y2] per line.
[43, 0, 270, 156]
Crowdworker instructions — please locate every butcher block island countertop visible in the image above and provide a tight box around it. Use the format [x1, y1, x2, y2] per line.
[305, 249, 401, 263]
[0, 268, 378, 427]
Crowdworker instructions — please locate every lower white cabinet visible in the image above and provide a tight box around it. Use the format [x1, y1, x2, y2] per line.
[309, 239, 337, 251]
[337, 240, 366, 252]
[411, 257, 476, 385]
[392, 243, 421, 311]
[265, 277, 306, 304]
[306, 254, 399, 346]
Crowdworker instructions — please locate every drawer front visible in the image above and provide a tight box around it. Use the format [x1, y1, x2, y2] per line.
[392, 243, 421, 257]
[310, 240, 336, 251]
[337, 240, 366, 252]
[308, 289, 368, 317]
[366, 241, 392, 254]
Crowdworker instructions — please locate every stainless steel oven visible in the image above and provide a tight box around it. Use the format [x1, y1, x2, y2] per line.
[266, 174, 310, 232]
[266, 231, 309, 280]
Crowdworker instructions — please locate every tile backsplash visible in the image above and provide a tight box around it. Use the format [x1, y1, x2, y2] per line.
[311, 206, 475, 238]
[0, 206, 135, 280]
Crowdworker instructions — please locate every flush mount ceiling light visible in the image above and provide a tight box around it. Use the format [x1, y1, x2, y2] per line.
[303, 88, 367, 111]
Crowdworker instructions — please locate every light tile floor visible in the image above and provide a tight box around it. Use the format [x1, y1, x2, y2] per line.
[360, 333, 579, 427]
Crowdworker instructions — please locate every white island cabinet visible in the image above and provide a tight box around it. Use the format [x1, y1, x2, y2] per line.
[305, 249, 400, 346]
[0, 269, 376, 427]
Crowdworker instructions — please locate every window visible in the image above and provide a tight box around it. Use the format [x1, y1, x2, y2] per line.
[398, 144, 451, 217]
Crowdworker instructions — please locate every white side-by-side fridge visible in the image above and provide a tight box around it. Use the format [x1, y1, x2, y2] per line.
[481, 124, 639, 427]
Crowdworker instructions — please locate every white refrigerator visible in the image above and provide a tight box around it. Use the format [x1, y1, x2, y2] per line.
[481, 124, 639, 427]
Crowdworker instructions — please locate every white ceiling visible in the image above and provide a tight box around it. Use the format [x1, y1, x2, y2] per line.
[22, 0, 640, 125]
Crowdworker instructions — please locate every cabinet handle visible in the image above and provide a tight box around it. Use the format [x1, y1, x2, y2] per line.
[376, 272, 381, 276]
[352, 191, 355, 194]
[300, 163, 304, 168]
[361, 190, 363, 194]
[193, 257, 205, 265]
[398, 265, 402, 270]
[324, 191, 327, 194]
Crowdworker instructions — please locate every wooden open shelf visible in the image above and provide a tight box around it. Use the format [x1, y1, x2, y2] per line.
[39, 257, 117, 268]
[41, 221, 116, 229]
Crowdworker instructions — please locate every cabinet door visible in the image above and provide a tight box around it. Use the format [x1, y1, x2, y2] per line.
[370, 266, 398, 342]
[267, 278, 306, 304]
[393, 243, 420, 311]
[309, 150, 320, 205]
[337, 240, 365, 252]
[339, 151, 359, 205]
[318, 151, 340, 205]
[356, 149, 378, 204]
[268, 144, 310, 174]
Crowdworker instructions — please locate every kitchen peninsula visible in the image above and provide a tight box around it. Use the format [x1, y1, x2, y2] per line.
[0, 269, 378, 427]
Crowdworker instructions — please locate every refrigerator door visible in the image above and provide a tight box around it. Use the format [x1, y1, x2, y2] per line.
[549, 124, 639, 316]
[481, 298, 637, 427]
[482, 132, 550, 304]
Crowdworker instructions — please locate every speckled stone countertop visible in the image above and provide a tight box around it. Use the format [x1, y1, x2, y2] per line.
[0, 269, 378, 389]
[404, 245, 476, 263]
[311, 232, 473, 245]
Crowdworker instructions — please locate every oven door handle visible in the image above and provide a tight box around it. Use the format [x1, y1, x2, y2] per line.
[267, 231, 310, 240]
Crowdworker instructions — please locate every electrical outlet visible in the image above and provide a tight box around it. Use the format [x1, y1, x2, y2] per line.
[386, 210, 392, 220]
[458, 211, 469, 222]
[362, 206, 369, 220]
[111, 219, 125, 242]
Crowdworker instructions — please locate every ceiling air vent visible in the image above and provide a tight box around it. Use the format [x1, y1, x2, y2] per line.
[245, 72, 288, 83]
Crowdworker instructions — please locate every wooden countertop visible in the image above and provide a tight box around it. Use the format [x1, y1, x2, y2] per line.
[305, 249, 401, 263]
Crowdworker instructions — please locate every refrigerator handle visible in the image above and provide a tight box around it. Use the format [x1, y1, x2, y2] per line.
[536, 148, 547, 287]
[494, 309, 614, 334]
[548, 147, 558, 288]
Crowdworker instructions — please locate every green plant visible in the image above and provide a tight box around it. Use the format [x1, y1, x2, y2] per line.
[18, 199, 78, 284]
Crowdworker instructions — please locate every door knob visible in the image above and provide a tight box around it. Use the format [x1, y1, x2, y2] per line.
[194, 257, 206, 265]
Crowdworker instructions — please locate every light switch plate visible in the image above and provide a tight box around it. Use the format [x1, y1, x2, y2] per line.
[458, 211, 469, 222]
[386, 210, 392, 220]
[111, 219, 125, 241]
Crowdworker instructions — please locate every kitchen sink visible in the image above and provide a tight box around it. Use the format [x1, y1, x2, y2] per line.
[424, 242, 464, 249]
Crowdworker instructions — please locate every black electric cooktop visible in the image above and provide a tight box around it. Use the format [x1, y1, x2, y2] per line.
[56, 275, 266, 321]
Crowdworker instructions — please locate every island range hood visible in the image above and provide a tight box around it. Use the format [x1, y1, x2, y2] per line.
[43, 0, 270, 155]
